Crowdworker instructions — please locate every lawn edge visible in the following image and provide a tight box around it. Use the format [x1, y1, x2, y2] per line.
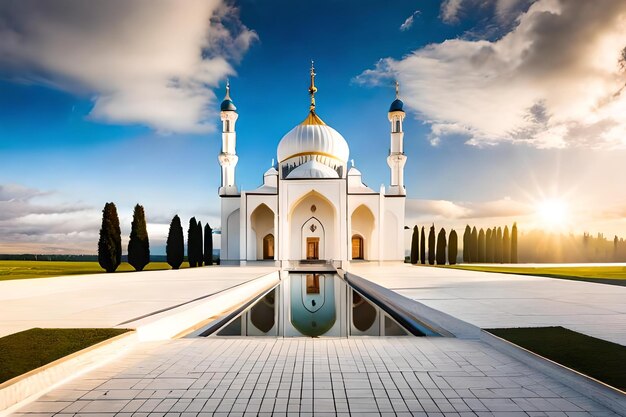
[0, 330, 137, 416]
[481, 329, 626, 415]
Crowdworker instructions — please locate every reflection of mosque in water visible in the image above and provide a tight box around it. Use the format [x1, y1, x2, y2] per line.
[201, 273, 439, 338]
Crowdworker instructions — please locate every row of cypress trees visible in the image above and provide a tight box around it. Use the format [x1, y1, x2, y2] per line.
[98, 202, 215, 273]
[409, 225, 458, 265]
[165, 215, 214, 269]
[98, 203, 150, 273]
[463, 223, 518, 263]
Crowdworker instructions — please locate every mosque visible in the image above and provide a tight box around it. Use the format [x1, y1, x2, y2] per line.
[218, 64, 408, 266]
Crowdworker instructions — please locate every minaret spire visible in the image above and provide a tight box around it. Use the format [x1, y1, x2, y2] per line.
[225, 79, 231, 100]
[395, 80, 399, 99]
[309, 60, 317, 112]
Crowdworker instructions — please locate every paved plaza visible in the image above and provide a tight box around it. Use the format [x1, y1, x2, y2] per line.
[347, 264, 626, 345]
[2, 264, 624, 416]
[11, 337, 620, 417]
[0, 265, 277, 337]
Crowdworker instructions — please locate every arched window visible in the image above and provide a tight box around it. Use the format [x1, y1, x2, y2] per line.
[225, 120, 231, 132]
[351, 235, 364, 260]
[395, 119, 401, 133]
[263, 234, 274, 260]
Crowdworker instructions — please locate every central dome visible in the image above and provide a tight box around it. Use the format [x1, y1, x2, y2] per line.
[277, 111, 350, 167]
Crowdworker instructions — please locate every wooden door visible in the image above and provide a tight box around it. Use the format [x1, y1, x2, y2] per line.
[351, 236, 363, 259]
[263, 234, 274, 260]
[306, 237, 319, 260]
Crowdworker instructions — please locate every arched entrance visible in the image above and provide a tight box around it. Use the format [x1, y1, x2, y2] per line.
[351, 235, 364, 259]
[350, 205, 375, 260]
[288, 191, 336, 261]
[250, 204, 274, 261]
[263, 234, 274, 259]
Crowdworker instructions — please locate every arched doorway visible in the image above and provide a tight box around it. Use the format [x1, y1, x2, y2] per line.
[350, 205, 375, 260]
[288, 191, 336, 261]
[351, 235, 364, 259]
[250, 204, 274, 260]
[263, 234, 274, 259]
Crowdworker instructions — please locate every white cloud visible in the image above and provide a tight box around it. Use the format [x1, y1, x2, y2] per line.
[441, 0, 531, 25]
[400, 10, 420, 32]
[359, 0, 626, 149]
[0, 0, 256, 133]
[440, 0, 463, 23]
[406, 197, 532, 222]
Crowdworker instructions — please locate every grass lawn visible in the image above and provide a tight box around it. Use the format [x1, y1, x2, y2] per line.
[448, 265, 626, 286]
[487, 327, 626, 391]
[0, 328, 130, 384]
[0, 260, 188, 281]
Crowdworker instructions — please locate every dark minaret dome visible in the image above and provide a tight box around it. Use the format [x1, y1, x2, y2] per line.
[220, 81, 237, 112]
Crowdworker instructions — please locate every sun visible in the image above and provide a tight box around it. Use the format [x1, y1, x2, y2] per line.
[536, 199, 570, 229]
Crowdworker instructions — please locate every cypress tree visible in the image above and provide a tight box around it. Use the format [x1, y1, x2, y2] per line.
[98, 202, 121, 273]
[188, 217, 197, 267]
[428, 224, 436, 265]
[511, 223, 518, 263]
[495, 227, 503, 263]
[485, 228, 493, 263]
[197, 221, 203, 266]
[410, 225, 419, 264]
[477, 228, 485, 263]
[463, 225, 471, 263]
[204, 223, 213, 265]
[420, 226, 426, 265]
[436, 228, 447, 265]
[166, 215, 184, 269]
[503, 226, 511, 263]
[471, 226, 478, 263]
[448, 229, 458, 265]
[128, 204, 150, 271]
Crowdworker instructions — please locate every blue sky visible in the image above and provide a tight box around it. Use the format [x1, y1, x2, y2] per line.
[1, 0, 626, 254]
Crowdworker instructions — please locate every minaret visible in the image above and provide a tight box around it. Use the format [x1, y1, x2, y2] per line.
[218, 81, 239, 195]
[386, 81, 407, 195]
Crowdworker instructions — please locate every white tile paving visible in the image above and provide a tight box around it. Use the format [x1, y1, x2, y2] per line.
[10, 338, 620, 417]
[347, 263, 626, 345]
[0, 265, 277, 337]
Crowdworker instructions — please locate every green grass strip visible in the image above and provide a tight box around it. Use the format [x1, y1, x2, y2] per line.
[0, 261, 188, 281]
[449, 265, 626, 286]
[487, 327, 626, 391]
[0, 328, 130, 384]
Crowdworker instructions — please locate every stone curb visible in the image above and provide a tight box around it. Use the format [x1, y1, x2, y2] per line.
[0, 331, 138, 416]
[126, 271, 281, 341]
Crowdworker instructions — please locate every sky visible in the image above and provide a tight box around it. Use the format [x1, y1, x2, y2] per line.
[1, 0, 626, 254]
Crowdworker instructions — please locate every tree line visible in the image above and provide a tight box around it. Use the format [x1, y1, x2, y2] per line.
[97, 202, 215, 273]
[409, 223, 518, 265]
[462, 223, 518, 263]
[409, 225, 458, 265]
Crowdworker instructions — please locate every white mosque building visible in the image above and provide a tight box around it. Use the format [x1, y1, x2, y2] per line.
[218, 64, 408, 266]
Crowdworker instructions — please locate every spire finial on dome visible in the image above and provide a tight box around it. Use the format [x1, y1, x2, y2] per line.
[309, 60, 318, 112]
[395, 80, 399, 99]
[225, 79, 231, 100]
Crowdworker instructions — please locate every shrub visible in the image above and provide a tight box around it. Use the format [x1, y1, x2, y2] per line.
[428, 225, 436, 265]
[166, 215, 184, 269]
[128, 204, 150, 271]
[420, 226, 426, 265]
[98, 202, 121, 273]
[448, 229, 458, 265]
[204, 223, 213, 265]
[188, 217, 198, 267]
[436, 228, 447, 265]
[410, 225, 419, 264]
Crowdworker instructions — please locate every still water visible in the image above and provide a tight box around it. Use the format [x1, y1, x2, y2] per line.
[200, 273, 435, 338]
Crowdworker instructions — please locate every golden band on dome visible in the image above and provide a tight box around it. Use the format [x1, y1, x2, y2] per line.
[300, 111, 326, 126]
[279, 151, 345, 163]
